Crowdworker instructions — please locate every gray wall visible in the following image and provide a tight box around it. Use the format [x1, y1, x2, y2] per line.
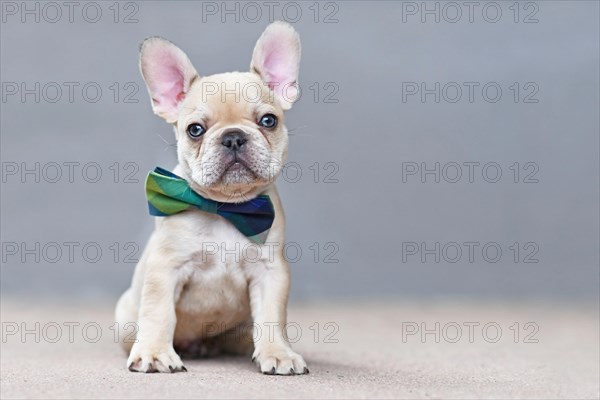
[1, 1, 598, 301]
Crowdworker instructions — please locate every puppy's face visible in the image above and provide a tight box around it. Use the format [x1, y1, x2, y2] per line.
[176, 72, 289, 202]
[140, 22, 301, 203]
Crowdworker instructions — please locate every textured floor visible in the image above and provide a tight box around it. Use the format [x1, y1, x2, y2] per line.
[1, 299, 598, 399]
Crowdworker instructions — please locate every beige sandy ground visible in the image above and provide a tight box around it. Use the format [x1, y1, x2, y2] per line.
[0, 298, 598, 399]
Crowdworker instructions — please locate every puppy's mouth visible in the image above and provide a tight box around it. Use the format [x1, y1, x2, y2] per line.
[190, 143, 277, 198]
[224, 158, 253, 175]
[219, 155, 259, 185]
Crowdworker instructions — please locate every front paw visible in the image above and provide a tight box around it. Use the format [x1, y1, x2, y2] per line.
[252, 345, 308, 375]
[127, 343, 187, 373]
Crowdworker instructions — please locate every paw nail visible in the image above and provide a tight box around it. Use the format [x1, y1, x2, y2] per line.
[169, 366, 175, 373]
[303, 367, 309, 374]
[128, 362, 137, 372]
[182, 366, 188, 372]
[289, 368, 295, 374]
[251, 356, 256, 363]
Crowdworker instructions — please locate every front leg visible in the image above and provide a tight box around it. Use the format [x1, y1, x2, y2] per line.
[249, 259, 308, 375]
[127, 254, 187, 373]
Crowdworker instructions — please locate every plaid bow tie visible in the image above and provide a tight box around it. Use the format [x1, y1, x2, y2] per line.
[145, 167, 275, 244]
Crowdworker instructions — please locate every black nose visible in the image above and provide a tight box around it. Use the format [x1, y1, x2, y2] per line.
[221, 130, 247, 151]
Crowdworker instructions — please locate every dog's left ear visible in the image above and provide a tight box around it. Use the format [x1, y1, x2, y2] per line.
[139, 37, 198, 123]
[250, 21, 301, 110]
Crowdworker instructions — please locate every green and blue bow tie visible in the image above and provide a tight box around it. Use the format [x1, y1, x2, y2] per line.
[145, 167, 275, 244]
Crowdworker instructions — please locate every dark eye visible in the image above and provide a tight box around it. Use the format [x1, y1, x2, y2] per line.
[187, 123, 206, 138]
[258, 114, 278, 129]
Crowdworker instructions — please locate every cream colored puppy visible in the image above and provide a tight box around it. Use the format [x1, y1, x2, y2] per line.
[115, 21, 307, 375]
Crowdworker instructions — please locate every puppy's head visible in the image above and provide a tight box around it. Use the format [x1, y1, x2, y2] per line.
[140, 22, 301, 203]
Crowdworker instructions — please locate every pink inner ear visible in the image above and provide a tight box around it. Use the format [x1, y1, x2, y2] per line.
[147, 48, 188, 113]
[259, 37, 297, 98]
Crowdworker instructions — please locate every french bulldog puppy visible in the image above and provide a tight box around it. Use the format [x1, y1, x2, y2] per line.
[115, 21, 307, 375]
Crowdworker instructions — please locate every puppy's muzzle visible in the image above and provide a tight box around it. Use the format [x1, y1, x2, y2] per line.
[221, 130, 247, 152]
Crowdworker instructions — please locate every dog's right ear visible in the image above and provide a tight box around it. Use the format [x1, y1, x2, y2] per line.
[139, 37, 198, 123]
[250, 21, 301, 111]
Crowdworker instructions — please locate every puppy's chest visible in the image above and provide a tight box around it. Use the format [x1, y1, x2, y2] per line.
[160, 211, 266, 312]
[166, 210, 267, 269]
